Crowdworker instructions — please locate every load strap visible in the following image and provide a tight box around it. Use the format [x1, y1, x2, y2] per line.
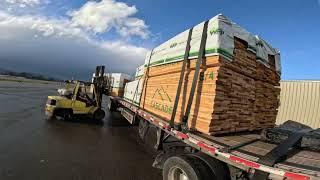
[169, 28, 193, 128]
[139, 49, 154, 107]
[252, 129, 311, 180]
[182, 20, 209, 129]
[132, 76, 143, 105]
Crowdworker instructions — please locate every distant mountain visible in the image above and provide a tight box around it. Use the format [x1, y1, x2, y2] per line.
[0, 68, 10, 74]
[0, 68, 62, 82]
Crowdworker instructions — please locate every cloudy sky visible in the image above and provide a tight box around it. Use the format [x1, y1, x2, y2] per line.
[0, 0, 150, 80]
[0, 0, 319, 80]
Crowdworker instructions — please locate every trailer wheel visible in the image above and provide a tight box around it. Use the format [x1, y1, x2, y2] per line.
[163, 155, 214, 180]
[191, 153, 231, 180]
[108, 98, 117, 112]
[93, 109, 105, 121]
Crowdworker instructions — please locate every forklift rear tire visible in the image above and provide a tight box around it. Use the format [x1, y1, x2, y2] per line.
[93, 109, 105, 121]
[62, 109, 72, 121]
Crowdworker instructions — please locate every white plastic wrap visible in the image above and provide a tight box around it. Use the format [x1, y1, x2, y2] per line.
[275, 51, 281, 74]
[106, 73, 133, 88]
[123, 78, 144, 105]
[135, 65, 144, 78]
[144, 14, 281, 73]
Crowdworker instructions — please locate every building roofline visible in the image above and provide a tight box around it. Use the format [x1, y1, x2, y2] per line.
[281, 80, 320, 83]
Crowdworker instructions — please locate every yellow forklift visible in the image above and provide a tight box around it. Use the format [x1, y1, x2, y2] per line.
[45, 66, 111, 121]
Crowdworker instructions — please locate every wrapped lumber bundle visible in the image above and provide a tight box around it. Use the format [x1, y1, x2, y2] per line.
[123, 78, 144, 105]
[108, 73, 133, 97]
[135, 65, 145, 80]
[124, 65, 145, 104]
[132, 14, 281, 135]
[110, 88, 124, 97]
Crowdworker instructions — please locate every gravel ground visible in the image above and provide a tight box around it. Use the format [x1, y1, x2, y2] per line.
[0, 80, 161, 180]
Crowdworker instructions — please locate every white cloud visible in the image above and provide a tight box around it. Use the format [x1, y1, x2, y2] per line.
[5, 0, 42, 7]
[69, 0, 149, 38]
[0, 11, 149, 79]
[0, 11, 86, 39]
[0, 0, 151, 79]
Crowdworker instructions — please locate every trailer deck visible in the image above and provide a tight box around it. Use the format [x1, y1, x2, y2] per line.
[112, 97, 320, 180]
[197, 133, 320, 177]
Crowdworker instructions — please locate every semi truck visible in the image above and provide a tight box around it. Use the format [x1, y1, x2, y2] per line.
[45, 14, 320, 180]
[108, 95, 320, 180]
[105, 15, 319, 180]
[45, 70, 320, 180]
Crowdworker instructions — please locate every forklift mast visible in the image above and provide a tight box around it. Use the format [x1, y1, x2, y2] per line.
[92, 66, 110, 107]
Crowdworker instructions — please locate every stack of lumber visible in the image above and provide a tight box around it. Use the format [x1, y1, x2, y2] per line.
[109, 73, 133, 97]
[209, 38, 280, 134]
[110, 88, 124, 97]
[122, 14, 282, 135]
[139, 37, 280, 135]
[135, 65, 145, 80]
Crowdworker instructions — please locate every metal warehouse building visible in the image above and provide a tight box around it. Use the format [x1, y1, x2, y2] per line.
[276, 80, 320, 128]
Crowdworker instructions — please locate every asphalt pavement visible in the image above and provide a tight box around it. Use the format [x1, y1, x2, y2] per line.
[0, 81, 161, 180]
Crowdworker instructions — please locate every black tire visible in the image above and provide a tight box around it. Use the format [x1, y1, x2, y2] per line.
[191, 153, 230, 180]
[93, 109, 105, 121]
[108, 99, 117, 112]
[163, 155, 215, 180]
[61, 109, 72, 121]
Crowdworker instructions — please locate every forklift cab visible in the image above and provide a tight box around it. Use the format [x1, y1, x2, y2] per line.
[72, 82, 97, 107]
[46, 81, 103, 120]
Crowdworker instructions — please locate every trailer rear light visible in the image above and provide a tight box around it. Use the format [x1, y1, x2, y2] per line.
[229, 156, 260, 168]
[284, 172, 310, 180]
[197, 142, 216, 154]
[175, 131, 189, 139]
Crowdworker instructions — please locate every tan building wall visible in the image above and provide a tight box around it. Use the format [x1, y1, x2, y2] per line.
[276, 80, 320, 128]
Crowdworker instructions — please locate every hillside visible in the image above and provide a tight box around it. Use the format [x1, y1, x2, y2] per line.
[0, 68, 61, 82]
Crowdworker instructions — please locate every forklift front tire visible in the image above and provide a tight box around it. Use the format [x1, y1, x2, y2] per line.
[93, 109, 105, 121]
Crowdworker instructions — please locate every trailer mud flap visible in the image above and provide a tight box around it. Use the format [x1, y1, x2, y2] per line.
[121, 108, 135, 124]
[138, 119, 149, 141]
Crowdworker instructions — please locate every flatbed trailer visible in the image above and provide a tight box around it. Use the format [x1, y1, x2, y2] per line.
[108, 96, 320, 180]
